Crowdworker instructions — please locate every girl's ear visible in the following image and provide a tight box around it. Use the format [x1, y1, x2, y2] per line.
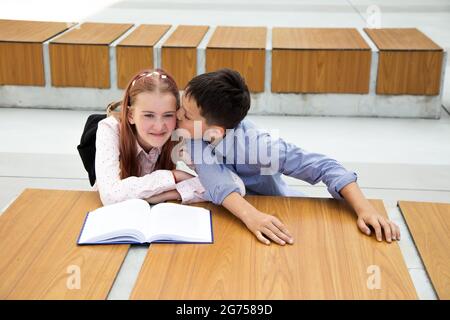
[127, 107, 135, 125]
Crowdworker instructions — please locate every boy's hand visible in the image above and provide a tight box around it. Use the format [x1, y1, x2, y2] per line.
[356, 207, 401, 243]
[222, 192, 294, 246]
[242, 210, 294, 246]
[339, 182, 401, 243]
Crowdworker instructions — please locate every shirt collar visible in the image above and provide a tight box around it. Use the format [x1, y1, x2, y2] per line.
[211, 131, 235, 158]
[136, 141, 161, 158]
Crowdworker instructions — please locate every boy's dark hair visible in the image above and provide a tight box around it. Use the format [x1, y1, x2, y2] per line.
[184, 68, 251, 129]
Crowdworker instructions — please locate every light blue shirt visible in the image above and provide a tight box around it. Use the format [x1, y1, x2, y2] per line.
[187, 119, 357, 205]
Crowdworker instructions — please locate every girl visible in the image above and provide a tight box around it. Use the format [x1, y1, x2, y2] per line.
[95, 68, 244, 206]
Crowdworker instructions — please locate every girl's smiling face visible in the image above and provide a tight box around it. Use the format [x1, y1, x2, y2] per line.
[128, 91, 177, 151]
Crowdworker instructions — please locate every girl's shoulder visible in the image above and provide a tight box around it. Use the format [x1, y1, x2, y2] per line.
[99, 115, 119, 130]
[97, 115, 120, 140]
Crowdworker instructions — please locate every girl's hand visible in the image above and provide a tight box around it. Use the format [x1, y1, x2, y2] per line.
[146, 190, 181, 204]
[172, 169, 195, 183]
[356, 206, 401, 243]
[243, 210, 294, 246]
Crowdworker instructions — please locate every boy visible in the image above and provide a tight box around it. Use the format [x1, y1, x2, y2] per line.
[176, 69, 400, 246]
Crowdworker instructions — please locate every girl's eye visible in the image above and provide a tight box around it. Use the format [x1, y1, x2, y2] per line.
[164, 114, 175, 118]
[145, 114, 154, 118]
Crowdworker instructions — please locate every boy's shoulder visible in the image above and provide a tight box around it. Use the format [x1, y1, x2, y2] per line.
[235, 118, 257, 131]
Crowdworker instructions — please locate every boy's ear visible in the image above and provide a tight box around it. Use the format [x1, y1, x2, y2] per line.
[127, 107, 135, 125]
[204, 125, 225, 142]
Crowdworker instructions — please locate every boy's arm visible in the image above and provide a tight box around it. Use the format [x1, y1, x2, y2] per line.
[269, 136, 357, 200]
[187, 139, 294, 245]
[190, 123, 356, 202]
[339, 182, 400, 242]
[272, 137, 400, 243]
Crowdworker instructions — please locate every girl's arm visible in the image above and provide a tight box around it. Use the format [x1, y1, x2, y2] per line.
[147, 171, 247, 205]
[146, 190, 181, 204]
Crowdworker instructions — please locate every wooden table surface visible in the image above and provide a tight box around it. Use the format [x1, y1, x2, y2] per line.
[131, 196, 417, 299]
[0, 189, 418, 300]
[399, 201, 450, 299]
[0, 189, 129, 299]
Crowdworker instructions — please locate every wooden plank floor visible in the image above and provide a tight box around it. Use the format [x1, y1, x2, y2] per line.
[131, 196, 417, 299]
[398, 201, 450, 299]
[0, 189, 129, 299]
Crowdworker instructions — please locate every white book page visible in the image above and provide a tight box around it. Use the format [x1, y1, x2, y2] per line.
[147, 203, 212, 242]
[79, 199, 150, 244]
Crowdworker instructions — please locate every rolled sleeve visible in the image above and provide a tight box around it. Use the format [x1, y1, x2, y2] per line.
[205, 183, 241, 205]
[275, 137, 359, 201]
[328, 171, 358, 200]
[185, 139, 243, 205]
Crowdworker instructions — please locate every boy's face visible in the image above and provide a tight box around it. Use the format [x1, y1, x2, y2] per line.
[177, 93, 224, 141]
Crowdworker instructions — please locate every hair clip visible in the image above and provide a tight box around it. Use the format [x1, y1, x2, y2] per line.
[131, 71, 167, 87]
[148, 71, 168, 79]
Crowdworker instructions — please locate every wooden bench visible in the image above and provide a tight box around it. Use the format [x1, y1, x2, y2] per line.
[1, 20, 446, 118]
[206, 26, 267, 93]
[398, 201, 450, 299]
[0, 189, 129, 299]
[116, 24, 171, 89]
[131, 196, 417, 299]
[272, 28, 371, 93]
[49, 22, 133, 88]
[0, 19, 73, 86]
[364, 28, 443, 95]
[162, 25, 209, 89]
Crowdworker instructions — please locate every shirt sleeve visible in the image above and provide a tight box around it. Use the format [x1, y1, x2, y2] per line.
[176, 171, 246, 204]
[95, 117, 176, 205]
[185, 139, 244, 205]
[261, 133, 357, 200]
[175, 177, 205, 204]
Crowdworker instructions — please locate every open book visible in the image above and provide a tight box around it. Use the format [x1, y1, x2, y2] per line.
[77, 199, 213, 245]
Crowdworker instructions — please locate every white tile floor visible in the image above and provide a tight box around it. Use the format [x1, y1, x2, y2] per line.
[1, 0, 449, 300]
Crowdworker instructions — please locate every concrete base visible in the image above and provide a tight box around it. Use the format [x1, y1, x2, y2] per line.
[0, 86, 443, 119]
[250, 92, 442, 118]
[0, 84, 442, 119]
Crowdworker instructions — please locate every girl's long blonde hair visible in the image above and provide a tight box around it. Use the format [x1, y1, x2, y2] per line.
[108, 68, 180, 179]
